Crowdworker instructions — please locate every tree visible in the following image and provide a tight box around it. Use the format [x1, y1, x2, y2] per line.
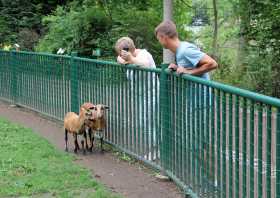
[163, 0, 175, 64]
[212, 0, 218, 55]
[240, 1, 280, 97]
[0, 0, 73, 49]
[36, 0, 163, 62]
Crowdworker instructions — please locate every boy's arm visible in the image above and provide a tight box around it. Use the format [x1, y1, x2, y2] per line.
[176, 54, 218, 75]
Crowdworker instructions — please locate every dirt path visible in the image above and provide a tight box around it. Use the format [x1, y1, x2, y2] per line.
[0, 100, 183, 198]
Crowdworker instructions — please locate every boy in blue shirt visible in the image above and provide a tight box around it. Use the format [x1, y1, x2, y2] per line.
[155, 20, 218, 78]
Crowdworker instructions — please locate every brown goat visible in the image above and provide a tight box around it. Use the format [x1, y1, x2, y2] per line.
[80, 104, 109, 152]
[64, 103, 94, 153]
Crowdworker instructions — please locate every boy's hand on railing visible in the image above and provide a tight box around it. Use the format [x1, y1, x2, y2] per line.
[176, 67, 193, 75]
[168, 63, 178, 71]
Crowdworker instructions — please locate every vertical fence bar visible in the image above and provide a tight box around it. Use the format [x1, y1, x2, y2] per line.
[235, 96, 240, 198]
[216, 90, 221, 196]
[222, 92, 227, 197]
[105, 64, 109, 140]
[187, 81, 192, 183]
[170, 75, 174, 173]
[182, 80, 187, 182]
[177, 77, 182, 180]
[191, 82, 196, 188]
[155, 72, 160, 161]
[267, 106, 272, 198]
[228, 94, 233, 198]
[70, 52, 78, 113]
[117, 67, 121, 146]
[112, 66, 116, 144]
[197, 83, 202, 193]
[137, 70, 141, 155]
[125, 68, 129, 150]
[171, 75, 175, 174]
[121, 67, 125, 148]
[196, 83, 200, 190]
[242, 99, 247, 198]
[258, 104, 263, 198]
[150, 72, 154, 161]
[206, 86, 211, 194]
[201, 84, 205, 196]
[140, 71, 144, 157]
[145, 71, 149, 160]
[211, 88, 215, 193]
[11, 51, 18, 103]
[160, 67, 171, 171]
[133, 70, 137, 153]
[250, 101, 255, 198]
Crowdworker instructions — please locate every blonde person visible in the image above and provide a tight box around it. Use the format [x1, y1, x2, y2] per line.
[115, 37, 158, 160]
[115, 37, 156, 79]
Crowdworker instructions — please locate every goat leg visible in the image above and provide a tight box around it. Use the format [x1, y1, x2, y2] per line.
[100, 135, 104, 152]
[84, 130, 89, 151]
[88, 128, 93, 152]
[65, 129, 68, 152]
[73, 133, 79, 153]
[91, 134, 95, 150]
[81, 139, 86, 155]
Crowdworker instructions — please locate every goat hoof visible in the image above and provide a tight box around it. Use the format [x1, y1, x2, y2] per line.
[88, 146, 93, 152]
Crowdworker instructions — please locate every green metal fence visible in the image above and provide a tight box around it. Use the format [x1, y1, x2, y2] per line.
[0, 50, 280, 198]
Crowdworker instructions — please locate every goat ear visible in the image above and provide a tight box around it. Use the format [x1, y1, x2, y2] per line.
[104, 105, 109, 110]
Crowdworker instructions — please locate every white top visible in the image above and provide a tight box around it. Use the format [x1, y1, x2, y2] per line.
[117, 49, 156, 68]
[135, 49, 156, 68]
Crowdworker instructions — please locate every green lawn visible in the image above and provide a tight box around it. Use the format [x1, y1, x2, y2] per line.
[0, 118, 122, 198]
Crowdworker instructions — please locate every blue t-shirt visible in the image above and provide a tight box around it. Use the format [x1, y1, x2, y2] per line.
[176, 41, 210, 80]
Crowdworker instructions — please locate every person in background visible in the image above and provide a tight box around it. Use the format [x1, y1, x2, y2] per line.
[115, 37, 156, 70]
[115, 37, 158, 161]
[14, 44, 20, 52]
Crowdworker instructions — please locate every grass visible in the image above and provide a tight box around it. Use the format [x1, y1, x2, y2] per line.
[0, 118, 122, 198]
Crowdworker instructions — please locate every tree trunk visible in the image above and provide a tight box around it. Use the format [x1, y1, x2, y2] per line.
[237, 0, 249, 65]
[163, 0, 175, 64]
[212, 0, 218, 56]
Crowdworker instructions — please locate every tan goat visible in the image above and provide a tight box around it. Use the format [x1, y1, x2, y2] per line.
[64, 103, 94, 153]
[80, 104, 109, 152]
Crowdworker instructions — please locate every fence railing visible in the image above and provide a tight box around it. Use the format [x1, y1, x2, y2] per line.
[0, 50, 279, 198]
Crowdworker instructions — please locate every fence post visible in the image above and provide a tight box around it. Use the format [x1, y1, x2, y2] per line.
[11, 50, 18, 104]
[70, 52, 79, 113]
[159, 64, 171, 171]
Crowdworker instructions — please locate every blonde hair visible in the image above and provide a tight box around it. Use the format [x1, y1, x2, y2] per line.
[115, 37, 136, 54]
[155, 20, 178, 38]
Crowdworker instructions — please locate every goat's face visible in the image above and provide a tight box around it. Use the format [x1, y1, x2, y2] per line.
[93, 104, 109, 119]
[80, 102, 95, 118]
[80, 106, 93, 119]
